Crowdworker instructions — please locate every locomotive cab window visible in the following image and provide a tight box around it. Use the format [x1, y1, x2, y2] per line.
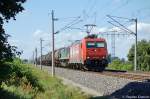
[96, 42, 105, 48]
[86, 42, 105, 48]
[87, 42, 95, 48]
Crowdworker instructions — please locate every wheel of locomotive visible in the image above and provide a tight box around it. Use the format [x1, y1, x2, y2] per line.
[71, 63, 75, 69]
[98, 64, 106, 72]
[98, 66, 105, 72]
[78, 64, 82, 70]
[98, 60, 107, 72]
[74, 64, 78, 70]
[74, 64, 77, 69]
[94, 68, 100, 72]
[76, 63, 80, 70]
[76, 64, 79, 70]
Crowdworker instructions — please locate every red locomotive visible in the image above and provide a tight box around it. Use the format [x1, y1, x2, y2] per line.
[69, 35, 108, 71]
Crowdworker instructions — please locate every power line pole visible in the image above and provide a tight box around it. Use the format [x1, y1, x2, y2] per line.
[35, 48, 37, 67]
[33, 51, 34, 64]
[134, 18, 137, 71]
[40, 38, 43, 70]
[51, 10, 58, 77]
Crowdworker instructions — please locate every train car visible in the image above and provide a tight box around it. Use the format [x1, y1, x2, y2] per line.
[69, 36, 108, 71]
[69, 40, 82, 63]
[42, 52, 52, 66]
[54, 49, 61, 66]
[59, 47, 70, 67]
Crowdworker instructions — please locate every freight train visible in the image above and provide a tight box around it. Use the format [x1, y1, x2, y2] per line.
[38, 35, 108, 71]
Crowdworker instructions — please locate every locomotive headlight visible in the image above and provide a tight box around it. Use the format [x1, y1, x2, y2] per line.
[102, 56, 105, 59]
[87, 57, 90, 59]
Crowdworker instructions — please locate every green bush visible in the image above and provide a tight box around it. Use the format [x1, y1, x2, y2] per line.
[108, 59, 133, 71]
[0, 59, 89, 99]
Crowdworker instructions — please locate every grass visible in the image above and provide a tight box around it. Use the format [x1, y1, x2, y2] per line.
[0, 59, 91, 99]
[107, 59, 133, 71]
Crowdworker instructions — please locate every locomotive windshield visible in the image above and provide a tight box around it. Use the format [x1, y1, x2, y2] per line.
[87, 42, 105, 48]
[96, 42, 105, 47]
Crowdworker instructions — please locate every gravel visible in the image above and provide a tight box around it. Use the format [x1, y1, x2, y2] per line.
[39, 65, 150, 98]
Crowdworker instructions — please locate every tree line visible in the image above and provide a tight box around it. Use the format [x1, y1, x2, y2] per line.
[128, 40, 150, 71]
[109, 39, 150, 71]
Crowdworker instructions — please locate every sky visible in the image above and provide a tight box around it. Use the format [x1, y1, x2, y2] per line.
[3, 0, 150, 60]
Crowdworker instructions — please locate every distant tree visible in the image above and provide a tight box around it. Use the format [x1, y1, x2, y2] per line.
[23, 59, 28, 63]
[111, 56, 120, 61]
[128, 40, 150, 71]
[0, 0, 26, 63]
[120, 58, 125, 63]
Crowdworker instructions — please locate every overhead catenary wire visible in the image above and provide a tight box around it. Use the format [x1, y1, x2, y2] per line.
[57, 17, 80, 31]
[57, 16, 81, 21]
[57, 17, 83, 33]
[107, 15, 133, 21]
[80, 0, 98, 24]
[107, 15, 135, 34]
[68, 27, 86, 31]
[56, 0, 98, 34]
[107, 21, 133, 35]
[86, 0, 97, 18]
[108, 0, 130, 15]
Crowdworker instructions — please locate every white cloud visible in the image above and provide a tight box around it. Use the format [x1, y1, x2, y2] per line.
[92, 27, 108, 34]
[128, 22, 150, 40]
[55, 31, 87, 49]
[33, 30, 42, 37]
[27, 29, 51, 57]
[116, 22, 150, 59]
[33, 29, 50, 41]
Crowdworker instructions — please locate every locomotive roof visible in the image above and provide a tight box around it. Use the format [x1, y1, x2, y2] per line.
[84, 37, 106, 41]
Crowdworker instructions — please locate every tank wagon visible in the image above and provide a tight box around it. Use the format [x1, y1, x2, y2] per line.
[40, 52, 52, 66]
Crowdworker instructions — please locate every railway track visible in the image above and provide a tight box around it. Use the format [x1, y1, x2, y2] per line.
[70, 67, 150, 81]
[80, 68, 150, 81]
[98, 70, 150, 81]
